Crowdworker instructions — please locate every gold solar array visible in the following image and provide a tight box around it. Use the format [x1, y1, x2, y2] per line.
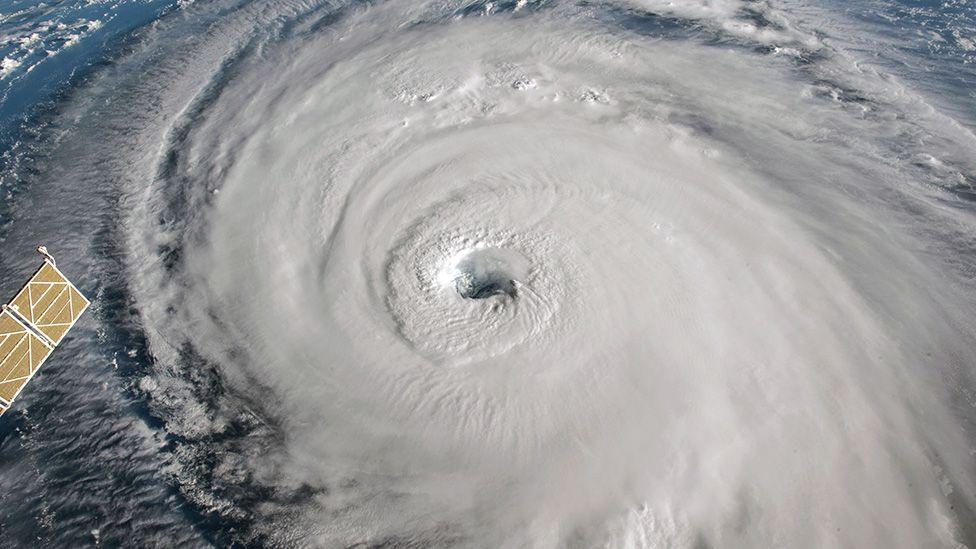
[0, 248, 88, 416]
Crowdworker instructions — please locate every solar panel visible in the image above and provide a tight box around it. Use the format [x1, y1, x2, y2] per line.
[0, 248, 88, 416]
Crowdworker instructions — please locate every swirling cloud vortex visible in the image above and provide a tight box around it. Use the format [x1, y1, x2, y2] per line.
[116, 1, 976, 546]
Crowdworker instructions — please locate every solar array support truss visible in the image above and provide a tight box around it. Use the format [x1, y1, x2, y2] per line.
[0, 248, 89, 416]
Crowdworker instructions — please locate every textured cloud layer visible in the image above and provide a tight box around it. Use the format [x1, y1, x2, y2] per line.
[84, 0, 976, 546]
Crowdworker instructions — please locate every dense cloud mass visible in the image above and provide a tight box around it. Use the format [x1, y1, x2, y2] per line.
[1, 0, 975, 546]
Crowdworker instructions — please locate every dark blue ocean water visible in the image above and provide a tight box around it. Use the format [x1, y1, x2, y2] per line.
[0, 0, 180, 150]
[828, 0, 976, 125]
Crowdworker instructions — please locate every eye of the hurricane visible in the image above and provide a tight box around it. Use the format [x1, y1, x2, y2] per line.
[446, 247, 528, 301]
[456, 268, 516, 300]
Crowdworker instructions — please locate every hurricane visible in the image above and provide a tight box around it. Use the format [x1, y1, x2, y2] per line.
[1, 0, 975, 546]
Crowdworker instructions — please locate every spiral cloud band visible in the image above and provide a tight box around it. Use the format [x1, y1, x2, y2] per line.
[4, 0, 975, 546]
